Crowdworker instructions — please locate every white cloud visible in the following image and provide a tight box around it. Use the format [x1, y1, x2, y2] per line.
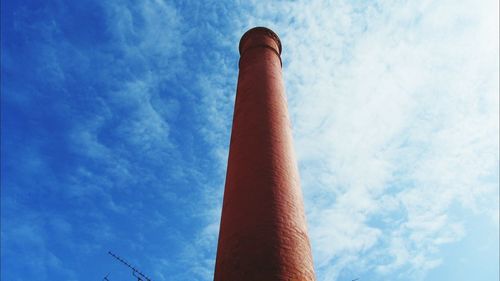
[4, 0, 497, 280]
[228, 0, 499, 280]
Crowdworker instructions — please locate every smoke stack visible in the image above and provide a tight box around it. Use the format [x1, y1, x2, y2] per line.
[214, 27, 315, 281]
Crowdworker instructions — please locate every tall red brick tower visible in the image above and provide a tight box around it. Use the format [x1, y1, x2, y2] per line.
[214, 27, 315, 281]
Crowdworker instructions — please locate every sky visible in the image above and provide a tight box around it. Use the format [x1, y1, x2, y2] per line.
[1, 0, 498, 281]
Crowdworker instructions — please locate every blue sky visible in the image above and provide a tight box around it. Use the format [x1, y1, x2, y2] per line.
[1, 1, 498, 281]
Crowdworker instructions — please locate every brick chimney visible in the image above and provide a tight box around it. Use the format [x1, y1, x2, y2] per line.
[214, 27, 315, 281]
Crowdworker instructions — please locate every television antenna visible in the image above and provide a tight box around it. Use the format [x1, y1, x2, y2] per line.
[108, 251, 152, 281]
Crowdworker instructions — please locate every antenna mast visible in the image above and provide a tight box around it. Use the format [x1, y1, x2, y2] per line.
[108, 251, 152, 281]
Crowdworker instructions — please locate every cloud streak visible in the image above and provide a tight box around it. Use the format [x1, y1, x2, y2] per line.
[224, 0, 499, 280]
[2, 0, 498, 280]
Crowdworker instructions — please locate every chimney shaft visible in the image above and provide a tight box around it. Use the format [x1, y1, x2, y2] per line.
[214, 27, 315, 281]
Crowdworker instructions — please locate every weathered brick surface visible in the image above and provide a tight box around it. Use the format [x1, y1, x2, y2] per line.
[214, 27, 316, 281]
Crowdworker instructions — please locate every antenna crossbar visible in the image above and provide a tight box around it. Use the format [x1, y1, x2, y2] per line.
[108, 251, 152, 281]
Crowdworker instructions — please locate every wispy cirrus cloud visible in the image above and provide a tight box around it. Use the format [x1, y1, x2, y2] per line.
[145, 0, 499, 280]
[2, 0, 498, 280]
[2, 1, 212, 280]
[222, 0, 499, 280]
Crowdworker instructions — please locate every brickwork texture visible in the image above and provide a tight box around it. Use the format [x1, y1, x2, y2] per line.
[214, 27, 316, 281]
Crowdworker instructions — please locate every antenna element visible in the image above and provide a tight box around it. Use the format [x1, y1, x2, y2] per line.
[108, 251, 152, 281]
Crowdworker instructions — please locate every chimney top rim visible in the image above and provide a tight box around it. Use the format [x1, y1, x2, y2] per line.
[239, 27, 282, 55]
